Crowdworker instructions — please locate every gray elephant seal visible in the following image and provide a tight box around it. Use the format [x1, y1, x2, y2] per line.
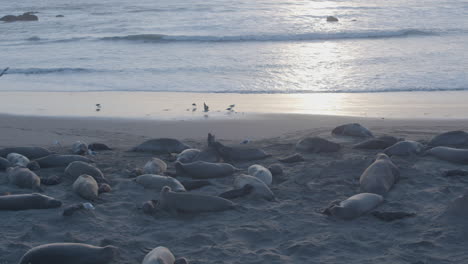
[0, 157, 11, 170]
[332, 123, 373, 137]
[18, 243, 117, 264]
[135, 174, 186, 192]
[7, 152, 30, 167]
[36, 154, 93, 168]
[65, 161, 108, 184]
[157, 186, 236, 214]
[88, 143, 112, 151]
[72, 141, 88, 155]
[143, 158, 167, 175]
[132, 138, 190, 154]
[0, 146, 53, 159]
[248, 164, 272, 185]
[208, 133, 270, 161]
[296, 137, 340, 153]
[426, 146, 468, 164]
[383, 140, 423, 156]
[353, 136, 399, 149]
[0, 193, 61, 210]
[360, 153, 400, 195]
[325, 193, 383, 220]
[176, 148, 220, 163]
[429, 130, 468, 148]
[234, 174, 275, 201]
[7, 167, 42, 191]
[73, 175, 99, 201]
[175, 161, 239, 179]
[142, 246, 188, 264]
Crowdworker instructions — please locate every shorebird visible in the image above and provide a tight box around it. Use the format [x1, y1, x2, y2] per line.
[204, 103, 209, 112]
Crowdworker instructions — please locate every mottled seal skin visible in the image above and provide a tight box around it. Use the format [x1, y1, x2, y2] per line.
[7, 152, 30, 167]
[326, 193, 383, 220]
[429, 131, 468, 148]
[383, 140, 424, 156]
[131, 138, 191, 154]
[175, 161, 240, 179]
[18, 243, 117, 264]
[248, 164, 272, 185]
[353, 136, 399, 149]
[426, 146, 468, 164]
[0, 193, 61, 210]
[0, 157, 11, 170]
[176, 148, 220, 163]
[73, 175, 99, 201]
[234, 174, 275, 201]
[157, 186, 236, 214]
[296, 137, 340, 153]
[332, 123, 374, 138]
[36, 154, 93, 168]
[7, 167, 42, 191]
[142, 246, 175, 264]
[72, 141, 88, 155]
[65, 161, 108, 184]
[143, 158, 167, 175]
[0, 146, 52, 159]
[135, 174, 186, 192]
[360, 153, 400, 195]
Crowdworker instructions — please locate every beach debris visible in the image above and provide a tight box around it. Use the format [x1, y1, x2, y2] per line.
[326, 16, 339, 22]
[0, 67, 9, 77]
[371, 211, 415, 222]
[204, 102, 209, 112]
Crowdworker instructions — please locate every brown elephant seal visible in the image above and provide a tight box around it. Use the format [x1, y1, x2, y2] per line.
[324, 193, 383, 220]
[131, 138, 190, 154]
[36, 154, 93, 168]
[332, 123, 373, 137]
[429, 131, 468, 148]
[234, 174, 275, 201]
[65, 161, 107, 184]
[72, 141, 88, 155]
[135, 174, 186, 192]
[296, 137, 340, 153]
[383, 140, 423, 156]
[208, 133, 270, 161]
[353, 136, 399, 149]
[18, 243, 117, 264]
[360, 153, 400, 195]
[73, 175, 99, 201]
[426, 146, 468, 164]
[175, 161, 240, 179]
[143, 158, 167, 175]
[0, 157, 11, 170]
[248, 164, 272, 185]
[176, 148, 220, 163]
[7, 167, 42, 191]
[156, 186, 237, 214]
[142, 246, 188, 264]
[0, 146, 53, 159]
[0, 193, 61, 210]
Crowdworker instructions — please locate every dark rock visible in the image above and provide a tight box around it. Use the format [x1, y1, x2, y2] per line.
[326, 16, 339, 22]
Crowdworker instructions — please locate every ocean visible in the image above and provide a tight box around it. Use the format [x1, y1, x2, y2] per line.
[1, 0, 467, 93]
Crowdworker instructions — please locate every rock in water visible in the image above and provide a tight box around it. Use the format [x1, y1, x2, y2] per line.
[429, 131, 468, 148]
[131, 138, 190, 154]
[332, 123, 373, 137]
[296, 137, 340, 153]
[1, 13, 38, 22]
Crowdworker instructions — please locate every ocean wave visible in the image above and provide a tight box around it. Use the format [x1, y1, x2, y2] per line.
[7, 68, 97, 75]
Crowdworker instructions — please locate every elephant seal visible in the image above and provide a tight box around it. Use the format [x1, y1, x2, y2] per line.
[132, 138, 190, 154]
[324, 193, 383, 220]
[0, 157, 11, 170]
[0, 193, 61, 210]
[18, 243, 117, 264]
[73, 175, 99, 201]
[332, 123, 373, 137]
[65, 161, 108, 184]
[426, 146, 468, 164]
[268, 163, 283, 177]
[208, 133, 270, 161]
[36, 154, 93, 168]
[7, 152, 30, 167]
[0, 146, 52, 159]
[156, 186, 236, 214]
[248, 164, 272, 185]
[278, 153, 305, 163]
[219, 184, 254, 200]
[429, 131, 468, 148]
[143, 158, 167, 175]
[296, 137, 340, 153]
[135, 174, 186, 192]
[88, 143, 112, 151]
[175, 161, 240, 179]
[179, 180, 211, 191]
[353, 136, 399, 149]
[72, 141, 88, 155]
[7, 167, 42, 191]
[234, 174, 275, 201]
[142, 246, 188, 264]
[360, 153, 400, 195]
[383, 140, 423, 156]
[176, 148, 220, 163]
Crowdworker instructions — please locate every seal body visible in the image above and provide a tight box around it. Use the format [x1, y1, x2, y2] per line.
[73, 175, 99, 201]
[135, 174, 186, 192]
[248, 164, 272, 185]
[210, 142, 269, 161]
[72, 141, 88, 155]
[143, 158, 167, 175]
[328, 193, 383, 220]
[65, 161, 107, 184]
[176, 148, 219, 163]
[360, 153, 400, 195]
[36, 154, 93, 168]
[18, 243, 116, 264]
[142, 246, 175, 264]
[296, 137, 340, 153]
[353, 136, 399, 149]
[429, 131, 468, 148]
[0, 146, 52, 159]
[234, 174, 275, 201]
[384, 140, 423, 156]
[7, 153, 30, 167]
[0, 157, 11, 170]
[88, 143, 112, 151]
[7, 167, 41, 190]
[132, 138, 190, 154]
[0, 193, 61, 210]
[332, 123, 373, 137]
[426, 146, 468, 164]
[175, 161, 239, 179]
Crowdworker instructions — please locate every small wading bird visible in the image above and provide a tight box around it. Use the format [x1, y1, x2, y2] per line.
[204, 103, 209, 112]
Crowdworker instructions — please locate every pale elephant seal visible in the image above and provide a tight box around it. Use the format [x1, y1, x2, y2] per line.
[176, 148, 220, 163]
[36, 154, 93, 168]
[132, 138, 190, 154]
[157, 186, 236, 214]
[296, 137, 340, 153]
[325, 193, 383, 220]
[429, 131, 468, 148]
[234, 174, 275, 201]
[383, 140, 423, 156]
[208, 133, 270, 161]
[0, 193, 61, 210]
[426, 146, 468, 164]
[135, 174, 186, 192]
[175, 161, 240, 179]
[332, 123, 373, 137]
[0, 157, 11, 170]
[72, 141, 88, 155]
[353, 136, 399, 149]
[142, 246, 188, 264]
[7, 167, 42, 191]
[360, 153, 400, 195]
[7, 152, 30, 167]
[18, 243, 117, 264]
[248, 164, 272, 185]
[143, 158, 167, 175]
[73, 175, 99, 201]
[0, 146, 52, 159]
[65, 161, 108, 184]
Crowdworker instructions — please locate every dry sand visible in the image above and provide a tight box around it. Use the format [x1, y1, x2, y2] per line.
[1, 113, 468, 263]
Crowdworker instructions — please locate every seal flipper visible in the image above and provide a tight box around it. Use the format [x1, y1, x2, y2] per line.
[219, 184, 254, 200]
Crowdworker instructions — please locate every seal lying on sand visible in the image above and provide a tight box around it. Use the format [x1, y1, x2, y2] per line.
[142, 246, 188, 264]
[425, 146, 468, 164]
[88, 143, 112, 151]
[18, 243, 117, 264]
[0, 157, 11, 170]
[248, 164, 272, 185]
[332, 123, 373, 138]
[360, 153, 399, 195]
[0, 146, 52, 159]
[383, 140, 423, 156]
[135, 175, 186, 192]
[175, 161, 240, 179]
[208, 133, 270, 161]
[429, 131, 468, 148]
[6, 153, 40, 170]
[131, 138, 190, 154]
[72, 141, 88, 155]
[234, 174, 275, 201]
[143, 158, 167, 175]
[36, 154, 93, 168]
[7, 167, 42, 191]
[324, 193, 383, 220]
[353, 136, 399, 149]
[296, 137, 340, 153]
[65, 161, 108, 184]
[0, 193, 61, 210]
[176, 148, 220, 163]
[73, 175, 99, 201]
